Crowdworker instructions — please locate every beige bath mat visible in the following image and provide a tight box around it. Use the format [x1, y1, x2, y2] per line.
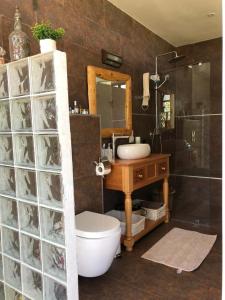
[142, 227, 217, 272]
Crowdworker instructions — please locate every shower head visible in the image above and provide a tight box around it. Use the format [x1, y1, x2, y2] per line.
[155, 51, 185, 74]
[168, 54, 185, 63]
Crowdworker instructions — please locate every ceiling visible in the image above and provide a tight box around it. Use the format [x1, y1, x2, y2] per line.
[108, 0, 222, 47]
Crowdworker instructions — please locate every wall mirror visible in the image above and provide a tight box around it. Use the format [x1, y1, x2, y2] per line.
[87, 65, 132, 138]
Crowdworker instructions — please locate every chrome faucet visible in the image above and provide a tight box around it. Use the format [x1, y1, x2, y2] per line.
[112, 133, 130, 161]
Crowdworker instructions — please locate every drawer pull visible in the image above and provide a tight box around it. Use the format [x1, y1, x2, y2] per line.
[161, 167, 166, 171]
[137, 173, 144, 179]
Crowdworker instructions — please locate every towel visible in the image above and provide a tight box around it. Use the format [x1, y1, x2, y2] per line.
[142, 72, 150, 108]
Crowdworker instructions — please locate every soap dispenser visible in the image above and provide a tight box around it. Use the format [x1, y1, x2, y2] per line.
[129, 130, 134, 143]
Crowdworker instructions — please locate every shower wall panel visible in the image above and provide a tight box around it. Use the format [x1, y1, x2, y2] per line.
[170, 38, 222, 231]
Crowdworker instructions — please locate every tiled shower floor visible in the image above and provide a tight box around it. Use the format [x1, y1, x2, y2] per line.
[78, 221, 222, 300]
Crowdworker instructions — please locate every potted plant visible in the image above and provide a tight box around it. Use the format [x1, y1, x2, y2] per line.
[31, 22, 65, 53]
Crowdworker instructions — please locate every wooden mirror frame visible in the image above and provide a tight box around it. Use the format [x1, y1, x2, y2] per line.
[87, 65, 132, 138]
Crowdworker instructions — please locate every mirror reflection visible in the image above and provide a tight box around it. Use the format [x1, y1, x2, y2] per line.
[96, 77, 126, 129]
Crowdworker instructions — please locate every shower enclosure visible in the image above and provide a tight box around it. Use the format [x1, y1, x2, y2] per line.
[157, 59, 221, 229]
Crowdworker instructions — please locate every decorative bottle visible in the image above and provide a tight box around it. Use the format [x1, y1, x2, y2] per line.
[9, 7, 30, 61]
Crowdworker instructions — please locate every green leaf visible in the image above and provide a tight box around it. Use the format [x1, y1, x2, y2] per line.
[31, 22, 65, 40]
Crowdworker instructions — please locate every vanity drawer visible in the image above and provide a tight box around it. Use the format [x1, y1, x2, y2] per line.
[147, 164, 155, 178]
[157, 161, 168, 175]
[133, 167, 145, 184]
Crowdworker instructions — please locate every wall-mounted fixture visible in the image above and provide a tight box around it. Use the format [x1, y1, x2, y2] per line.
[150, 51, 185, 134]
[102, 49, 123, 68]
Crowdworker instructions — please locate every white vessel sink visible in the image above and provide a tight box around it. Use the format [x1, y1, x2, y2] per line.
[117, 143, 151, 160]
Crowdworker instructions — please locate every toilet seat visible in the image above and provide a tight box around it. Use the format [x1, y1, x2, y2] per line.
[75, 211, 121, 239]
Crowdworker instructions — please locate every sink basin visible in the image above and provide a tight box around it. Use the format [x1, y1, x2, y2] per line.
[117, 143, 151, 160]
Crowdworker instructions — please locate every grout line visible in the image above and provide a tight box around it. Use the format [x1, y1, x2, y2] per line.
[170, 173, 222, 180]
[29, 55, 46, 299]
[170, 218, 212, 229]
[176, 113, 222, 118]
[132, 113, 222, 118]
[132, 113, 154, 116]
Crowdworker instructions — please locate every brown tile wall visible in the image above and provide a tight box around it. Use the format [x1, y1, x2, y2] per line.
[1, 1, 221, 230]
[0, 0, 175, 215]
[70, 114, 103, 214]
[0, 0, 173, 113]
[0, 0, 173, 215]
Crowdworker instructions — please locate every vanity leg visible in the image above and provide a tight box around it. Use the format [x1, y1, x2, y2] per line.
[124, 192, 134, 251]
[163, 176, 170, 223]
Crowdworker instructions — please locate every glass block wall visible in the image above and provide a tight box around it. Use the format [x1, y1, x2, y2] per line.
[0, 51, 78, 299]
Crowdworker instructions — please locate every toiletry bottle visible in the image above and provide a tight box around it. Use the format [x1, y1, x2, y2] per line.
[74, 101, 80, 114]
[101, 143, 106, 158]
[135, 136, 141, 144]
[82, 108, 88, 115]
[107, 143, 113, 162]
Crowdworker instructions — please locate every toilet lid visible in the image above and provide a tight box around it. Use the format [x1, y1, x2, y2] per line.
[75, 211, 121, 239]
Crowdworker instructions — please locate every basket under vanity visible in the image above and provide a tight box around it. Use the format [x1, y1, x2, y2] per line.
[105, 154, 170, 251]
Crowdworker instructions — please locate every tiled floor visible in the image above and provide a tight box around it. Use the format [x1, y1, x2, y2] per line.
[78, 221, 222, 300]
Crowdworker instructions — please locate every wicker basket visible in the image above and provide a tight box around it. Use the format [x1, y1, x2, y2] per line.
[141, 203, 166, 221]
[106, 210, 145, 236]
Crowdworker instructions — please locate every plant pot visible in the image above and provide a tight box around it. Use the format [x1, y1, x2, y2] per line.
[40, 39, 56, 53]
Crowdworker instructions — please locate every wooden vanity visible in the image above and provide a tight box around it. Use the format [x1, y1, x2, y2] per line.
[105, 154, 170, 251]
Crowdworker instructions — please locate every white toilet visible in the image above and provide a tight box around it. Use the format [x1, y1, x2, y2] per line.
[75, 211, 121, 277]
